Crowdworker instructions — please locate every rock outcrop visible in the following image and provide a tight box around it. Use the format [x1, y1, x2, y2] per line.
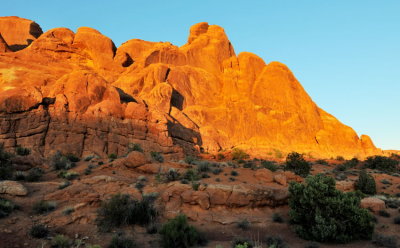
[0, 17, 382, 159]
[0, 180, 28, 196]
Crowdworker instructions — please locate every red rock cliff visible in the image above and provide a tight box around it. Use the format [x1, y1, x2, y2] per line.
[0, 18, 381, 158]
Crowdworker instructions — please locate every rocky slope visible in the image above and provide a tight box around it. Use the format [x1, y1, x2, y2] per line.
[0, 16, 381, 159]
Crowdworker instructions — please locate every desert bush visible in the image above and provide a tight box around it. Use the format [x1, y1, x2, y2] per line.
[378, 210, 391, 218]
[84, 167, 92, 175]
[146, 222, 158, 234]
[16, 145, 30, 156]
[108, 235, 136, 248]
[304, 242, 320, 248]
[165, 168, 180, 182]
[316, 159, 328, 166]
[58, 181, 71, 190]
[381, 179, 391, 185]
[289, 174, 374, 243]
[243, 161, 256, 170]
[151, 151, 164, 163]
[128, 143, 143, 153]
[0, 198, 16, 218]
[65, 153, 80, 162]
[231, 170, 238, 176]
[261, 160, 278, 172]
[236, 219, 250, 230]
[51, 151, 76, 170]
[393, 216, 400, 225]
[196, 161, 211, 172]
[355, 170, 376, 195]
[0, 144, 13, 180]
[364, 156, 399, 173]
[336, 156, 345, 161]
[212, 168, 223, 175]
[184, 155, 196, 164]
[25, 168, 44, 182]
[108, 153, 117, 160]
[51, 234, 71, 248]
[182, 169, 200, 182]
[265, 236, 286, 248]
[97, 194, 157, 232]
[29, 224, 49, 238]
[232, 238, 253, 248]
[231, 148, 249, 160]
[160, 214, 203, 248]
[285, 152, 311, 177]
[33, 200, 56, 214]
[192, 182, 200, 191]
[58, 171, 79, 180]
[272, 213, 284, 223]
[217, 153, 225, 160]
[372, 234, 397, 248]
[62, 207, 74, 215]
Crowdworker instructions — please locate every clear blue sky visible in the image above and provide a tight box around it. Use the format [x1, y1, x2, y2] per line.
[2, 0, 399, 150]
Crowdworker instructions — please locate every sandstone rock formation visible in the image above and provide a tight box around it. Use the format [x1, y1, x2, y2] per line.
[0, 180, 28, 196]
[0, 17, 382, 159]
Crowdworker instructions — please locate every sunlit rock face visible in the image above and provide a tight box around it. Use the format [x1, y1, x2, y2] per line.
[0, 18, 381, 158]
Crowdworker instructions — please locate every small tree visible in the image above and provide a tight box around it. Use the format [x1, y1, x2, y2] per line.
[285, 152, 311, 177]
[289, 174, 374, 243]
[355, 170, 376, 195]
[364, 156, 398, 173]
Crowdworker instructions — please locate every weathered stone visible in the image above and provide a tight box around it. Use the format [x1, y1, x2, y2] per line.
[360, 197, 386, 213]
[0, 180, 28, 196]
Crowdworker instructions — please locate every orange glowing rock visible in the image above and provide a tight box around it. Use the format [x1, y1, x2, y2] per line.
[0, 18, 382, 158]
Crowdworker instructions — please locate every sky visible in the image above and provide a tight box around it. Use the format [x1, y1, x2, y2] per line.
[2, 0, 399, 150]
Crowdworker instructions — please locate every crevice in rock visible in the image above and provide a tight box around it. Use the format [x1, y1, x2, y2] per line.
[170, 89, 184, 111]
[121, 53, 134, 67]
[164, 67, 171, 81]
[115, 87, 137, 104]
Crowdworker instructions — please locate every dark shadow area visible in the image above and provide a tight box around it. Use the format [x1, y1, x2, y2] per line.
[121, 53, 134, 67]
[29, 22, 43, 38]
[167, 117, 202, 155]
[115, 87, 137, 104]
[170, 89, 184, 111]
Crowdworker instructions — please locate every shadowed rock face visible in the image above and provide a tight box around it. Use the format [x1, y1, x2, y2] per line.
[0, 17, 381, 158]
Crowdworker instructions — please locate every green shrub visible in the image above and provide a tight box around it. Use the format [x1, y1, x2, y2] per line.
[272, 213, 284, 223]
[58, 181, 71, 190]
[184, 155, 196, 164]
[231, 148, 249, 160]
[51, 151, 75, 170]
[151, 151, 164, 163]
[217, 153, 225, 160]
[51, 234, 71, 248]
[289, 174, 374, 243]
[128, 143, 143, 153]
[58, 171, 79, 180]
[304, 242, 320, 248]
[108, 235, 136, 248]
[355, 170, 376, 195]
[265, 236, 286, 248]
[316, 159, 328, 166]
[231, 170, 238, 176]
[393, 216, 400, 225]
[212, 168, 223, 175]
[183, 169, 199, 182]
[29, 224, 49, 238]
[0, 144, 13, 180]
[372, 234, 397, 248]
[96, 194, 157, 232]
[33, 200, 56, 214]
[165, 168, 180, 182]
[236, 219, 250, 230]
[364, 156, 399, 173]
[16, 145, 30, 156]
[65, 153, 80, 162]
[285, 152, 311, 177]
[0, 198, 16, 218]
[196, 161, 210, 172]
[378, 210, 390, 218]
[108, 153, 117, 159]
[232, 238, 253, 248]
[192, 182, 200, 191]
[336, 156, 345, 161]
[62, 207, 74, 215]
[261, 160, 278, 172]
[25, 168, 44, 182]
[160, 214, 203, 248]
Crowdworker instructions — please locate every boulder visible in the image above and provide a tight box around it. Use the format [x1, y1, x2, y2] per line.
[273, 173, 287, 186]
[0, 180, 28, 196]
[254, 169, 274, 183]
[360, 197, 386, 212]
[123, 151, 148, 168]
[0, 16, 43, 51]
